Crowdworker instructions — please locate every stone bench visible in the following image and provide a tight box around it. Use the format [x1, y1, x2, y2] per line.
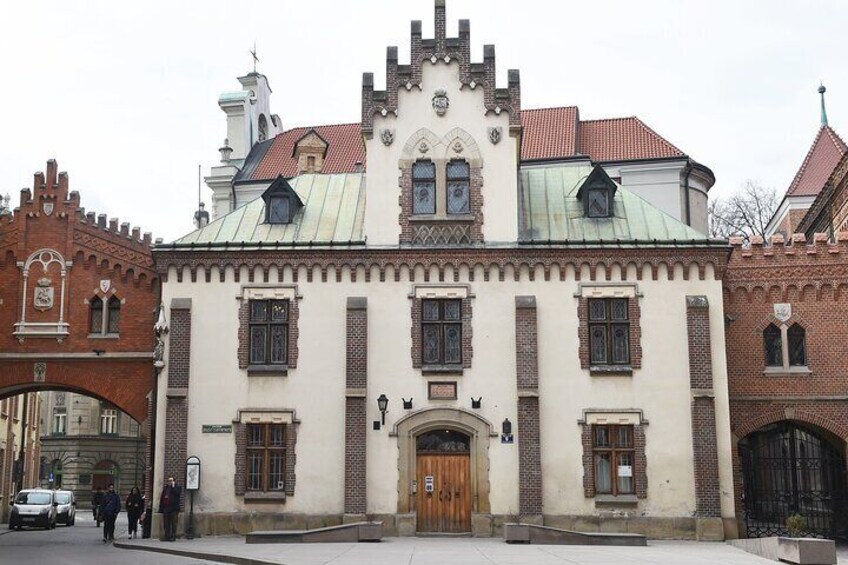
[503, 523, 647, 546]
[245, 521, 382, 544]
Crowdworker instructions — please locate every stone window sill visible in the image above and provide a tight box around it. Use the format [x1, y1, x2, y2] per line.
[422, 364, 464, 375]
[594, 494, 638, 507]
[409, 214, 474, 223]
[88, 333, 120, 340]
[763, 366, 812, 377]
[589, 365, 633, 376]
[243, 491, 286, 502]
[247, 365, 288, 376]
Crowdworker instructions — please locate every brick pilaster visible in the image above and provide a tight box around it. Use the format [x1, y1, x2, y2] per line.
[164, 298, 191, 508]
[686, 296, 721, 517]
[344, 297, 367, 514]
[515, 296, 541, 515]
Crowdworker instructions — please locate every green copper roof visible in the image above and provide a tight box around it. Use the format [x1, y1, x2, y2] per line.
[173, 173, 365, 247]
[518, 164, 708, 243]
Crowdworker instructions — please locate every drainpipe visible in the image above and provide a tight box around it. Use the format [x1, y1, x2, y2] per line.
[682, 161, 693, 227]
[16, 393, 28, 492]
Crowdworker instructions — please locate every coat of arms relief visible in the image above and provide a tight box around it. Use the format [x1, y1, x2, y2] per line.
[33, 277, 54, 311]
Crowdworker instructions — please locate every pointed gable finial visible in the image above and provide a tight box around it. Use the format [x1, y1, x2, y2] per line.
[819, 83, 828, 127]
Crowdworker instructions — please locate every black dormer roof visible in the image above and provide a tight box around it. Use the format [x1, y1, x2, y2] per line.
[576, 165, 618, 218]
[261, 176, 304, 223]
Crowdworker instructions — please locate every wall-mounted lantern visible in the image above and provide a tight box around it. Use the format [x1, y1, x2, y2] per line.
[377, 394, 389, 425]
[501, 418, 514, 444]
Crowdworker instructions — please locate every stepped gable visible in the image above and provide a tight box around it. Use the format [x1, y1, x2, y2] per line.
[0, 160, 155, 282]
[361, 0, 521, 139]
[785, 125, 847, 197]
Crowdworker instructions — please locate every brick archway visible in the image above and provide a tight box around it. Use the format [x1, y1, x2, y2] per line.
[733, 408, 848, 444]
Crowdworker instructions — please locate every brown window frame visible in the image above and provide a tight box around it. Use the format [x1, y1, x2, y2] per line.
[245, 423, 287, 493]
[592, 424, 635, 496]
[248, 299, 290, 367]
[421, 298, 463, 366]
[588, 298, 631, 366]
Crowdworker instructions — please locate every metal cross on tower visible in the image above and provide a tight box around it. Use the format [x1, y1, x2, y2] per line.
[250, 42, 259, 73]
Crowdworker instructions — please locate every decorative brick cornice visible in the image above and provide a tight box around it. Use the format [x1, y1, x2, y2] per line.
[154, 247, 728, 285]
[361, 1, 520, 138]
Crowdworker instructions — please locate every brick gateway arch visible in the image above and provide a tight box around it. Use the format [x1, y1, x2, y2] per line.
[0, 161, 160, 493]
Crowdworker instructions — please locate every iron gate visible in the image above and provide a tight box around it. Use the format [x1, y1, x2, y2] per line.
[739, 422, 848, 539]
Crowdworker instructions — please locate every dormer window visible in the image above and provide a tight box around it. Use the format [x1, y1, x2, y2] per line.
[587, 188, 610, 218]
[268, 195, 290, 224]
[262, 176, 304, 225]
[576, 165, 618, 219]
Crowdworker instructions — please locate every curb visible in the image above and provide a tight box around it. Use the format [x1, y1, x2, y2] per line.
[113, 541, 282, 565]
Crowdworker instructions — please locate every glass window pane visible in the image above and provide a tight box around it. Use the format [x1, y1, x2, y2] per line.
[788, 324, 806, 366]
[443, 300, 461, 321]
[612, 325, 630, 364]
[247, 452, 263, 490]
[422, 300, 440, 321]
[413, 182, 435, 214]
[107, 298, 120, 333]
[446, 160, 469, 179]
[444, 324, 462, 364]
[413, 161, 436, 180]
[589, 299, 606, 321]
[611, 299, 628, 321]
[269, 425, 285, 447]
[422, 324, 441, 364]
[269, 452, 285, 490]
[271, 300, 288, 322]
[250, 326, 267, 364]
[90, 298, 103, 333]
[615, 427, 633, 448]
[270, 325, 287, 364]
[250, 300, 268, 322]
[617, 452, 634, 494]
[594, 453, 612, 493]
[248, 425, 264, 447]
[593, 426, 610, 447]
[268, 196, 289, 224]
[763, 324, 782, 367]
[587, 189, 609, 217]
[590, 325, 608, 364]
[447, 181, 470, 214]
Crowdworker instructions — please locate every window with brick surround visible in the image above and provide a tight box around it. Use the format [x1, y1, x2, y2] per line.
[248, 299, 289, 366]
[588, 298, 630, 366]
[89, 296, 120, 336]
[764, 321, 808, 371]
[246, 423, 287, 493]
[592, 425, 635, 495]
[446, 160, 470, 214]
[422, 299, 462, 365]
[413, 160, 436, 215]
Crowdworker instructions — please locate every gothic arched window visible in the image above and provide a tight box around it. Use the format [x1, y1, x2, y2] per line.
[763, 324, 782, 367]
[107, 296, 121, 334]
[89, 297, 104, 334]
[787, 323, 806, 366]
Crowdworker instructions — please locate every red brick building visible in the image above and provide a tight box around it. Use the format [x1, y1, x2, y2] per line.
[0, 160, 159, 496]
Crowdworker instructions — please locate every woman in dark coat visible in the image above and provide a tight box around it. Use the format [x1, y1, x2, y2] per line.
[125, 487, 144, 539]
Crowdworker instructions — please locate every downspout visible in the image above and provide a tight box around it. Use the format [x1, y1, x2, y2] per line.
[682, 161, 693, 227]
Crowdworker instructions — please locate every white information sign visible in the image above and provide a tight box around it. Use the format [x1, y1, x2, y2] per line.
[618, 465, 633, 478]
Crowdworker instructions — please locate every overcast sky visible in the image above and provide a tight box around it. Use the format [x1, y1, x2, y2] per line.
[1, 0, 845, 241]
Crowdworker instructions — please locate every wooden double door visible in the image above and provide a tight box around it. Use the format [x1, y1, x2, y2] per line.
[416, 453, 471, 533]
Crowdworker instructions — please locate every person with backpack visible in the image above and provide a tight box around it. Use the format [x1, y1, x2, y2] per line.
[99, 483, 121, 542]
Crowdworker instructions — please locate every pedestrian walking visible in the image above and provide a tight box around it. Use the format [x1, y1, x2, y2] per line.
[99, 483, 121, 542]
[125, 486, 144, 539]
[158, 476, 182, 542]
[92, 487, 104, 527]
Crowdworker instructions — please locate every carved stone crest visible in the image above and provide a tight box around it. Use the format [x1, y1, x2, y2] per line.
[34, 362, 47, 383]
[42, 202, 54, 216]
[33, 277, 54, 311]
[452, 141, 464, 154]
[432, 88, 449, 116]
[774, 303, 792, 323]
[100, 279, 111, 293]
[380, 128, 395, 147]
[418, 141, 430, 154]
[488, 126, 502, 145]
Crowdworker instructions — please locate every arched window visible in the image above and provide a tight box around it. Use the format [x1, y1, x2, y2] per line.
[787, 323, 806, 366]
[763, 324, 782, 367]
[412, 160, 436, 215]
[446, 159, 470, 214]
[89, 297, 104, 334]
[107, 297, 121, 334]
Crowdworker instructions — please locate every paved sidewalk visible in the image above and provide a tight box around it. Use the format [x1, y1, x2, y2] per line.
[114, 536, 794, 565]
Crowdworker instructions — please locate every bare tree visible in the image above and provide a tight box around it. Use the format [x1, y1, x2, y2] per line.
[708, 180, 778, 241]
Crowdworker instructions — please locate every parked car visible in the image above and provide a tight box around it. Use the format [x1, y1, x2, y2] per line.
[54, 490, 76, 526]
[8, 489, 57, 530]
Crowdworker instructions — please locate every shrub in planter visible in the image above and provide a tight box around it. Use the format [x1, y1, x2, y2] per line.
[785, 514, 806, 538]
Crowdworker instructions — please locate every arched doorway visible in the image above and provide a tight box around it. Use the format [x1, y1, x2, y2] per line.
[739, 421, 848, 538]
[393, 407, 495, 535]
[92, 459, 120, 492]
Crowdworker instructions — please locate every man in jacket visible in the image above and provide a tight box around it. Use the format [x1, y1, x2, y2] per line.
[159, 476, 181, 541]
[99, 483, 121, 542]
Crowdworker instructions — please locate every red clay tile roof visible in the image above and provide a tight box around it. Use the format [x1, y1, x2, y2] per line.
[247, 109, 689, 180]
[249, 123, 365, 180]
[785, 126, 847, 197]
[520, 107, 579, 160]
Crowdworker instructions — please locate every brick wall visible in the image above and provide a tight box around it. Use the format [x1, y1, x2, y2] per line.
[515, 296, 541, 515]
[164, 299, 191, 507]
[344, 298, 367, 514]
[686, 296, 721, 517]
